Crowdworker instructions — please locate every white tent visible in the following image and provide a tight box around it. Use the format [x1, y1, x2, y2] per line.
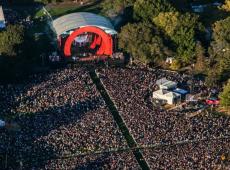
[52, 12, 117, 37]
[153, 89, 181, 105]
[0, 120, 5, 127]
[156, 78, 177, 90]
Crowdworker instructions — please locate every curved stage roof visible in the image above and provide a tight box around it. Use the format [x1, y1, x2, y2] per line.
[52, 12, 117, 36]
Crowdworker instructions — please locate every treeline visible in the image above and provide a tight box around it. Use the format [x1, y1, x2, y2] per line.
[102, 0, 230, 82]
[101, 0, 230, 110]
[0, 24, 53, 82]
[9, 0, 95, 5]
[38, 0, 91, 4]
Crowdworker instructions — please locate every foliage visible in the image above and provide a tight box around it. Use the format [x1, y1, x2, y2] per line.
[133, 0, 175, 21]
[10, 0, 36, 4]
[212, 16, 230, 46]
[219, 80, 230, 110]
[102, 0, 135, 16]
[205, 68, 220, 87]
[194, 42, 207, 73]
[153, 12, 200, 64]
[37, 0, 81, 4]
[216, 52, 230, 81]
[221, 0, 230, 12]
[0, 25, 25, 57]
[208, 16, 230, 82]
[118, 22, 169, 64]
[169, 59, 181, 70]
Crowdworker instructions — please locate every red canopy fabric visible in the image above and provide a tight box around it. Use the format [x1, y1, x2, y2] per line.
[64, 26, 113, 57]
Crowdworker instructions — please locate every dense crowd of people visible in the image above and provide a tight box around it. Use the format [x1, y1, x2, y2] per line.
[0, 67, 129, 169]
[42, 151, 140, 170]
[0, 65, 229, 169]
[143, 138, 229, 169]
[97, 67, 230, 168]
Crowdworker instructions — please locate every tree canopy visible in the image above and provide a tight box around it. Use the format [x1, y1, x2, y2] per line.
[153, 12, 200, 64]
[133, 0, 175, 21]
[0, 25, 25, 57]
[221, 0, 230, 12]
[219, 80, 230, 111]
[118, 22, 170, 64]
[102, 0, 135, 16]
[194, 41, 206, 73]
[211, 16, 230, 48]
[208, 16, 230, 81]
[116, 0, 204, 66]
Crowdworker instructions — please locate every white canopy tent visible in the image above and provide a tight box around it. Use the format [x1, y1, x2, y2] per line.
[52, 12, 117, 37]
[156, 78, 177, 90]
[153, 89, 181, 105]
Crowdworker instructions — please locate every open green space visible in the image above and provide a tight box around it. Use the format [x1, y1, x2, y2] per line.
[46, 2, 103, 19]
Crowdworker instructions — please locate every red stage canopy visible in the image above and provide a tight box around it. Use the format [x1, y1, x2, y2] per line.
[64, 26, 113, 57]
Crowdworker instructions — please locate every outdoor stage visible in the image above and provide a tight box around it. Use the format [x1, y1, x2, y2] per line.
[52, 12, 117, 61]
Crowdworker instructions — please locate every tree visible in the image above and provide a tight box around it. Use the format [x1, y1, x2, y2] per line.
[0, 25, 25, 57]
[133, 0, 175, 21]
[205, 68, 220, 87]
[153, 12, 200, 64]
[194, 42, 206, 73]
[219, 80, 230, 111]
[170, 59, 181, 70]
[221, 0, 230, 12]
[152, 12, 179, 36]
[208, 16, 230, 81]
[10, 0, 36, 4]
[216, 51, 230, 81]
[212, 16, 230, 48]
[118, 22, 169, 64]
[102, 0, 135, 16]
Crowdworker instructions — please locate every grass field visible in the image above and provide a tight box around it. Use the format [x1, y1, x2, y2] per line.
[46, 1, 103, 19]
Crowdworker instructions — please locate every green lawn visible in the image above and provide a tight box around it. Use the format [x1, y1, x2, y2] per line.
[34, 8, 46, 18]
[47, 2, 103, 19]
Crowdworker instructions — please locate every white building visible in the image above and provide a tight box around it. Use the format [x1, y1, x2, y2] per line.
[0, 6, 5, 29]
[153, 89, 181, 105]
[156, 78, 177, 90]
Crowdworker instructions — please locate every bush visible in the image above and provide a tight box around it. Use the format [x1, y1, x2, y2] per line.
[170, 59, 181, 70]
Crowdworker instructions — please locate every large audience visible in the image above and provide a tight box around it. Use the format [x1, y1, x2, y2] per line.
[143, 138, 230, 169]
[0, 67, 129, 169]
[97, 67, 230, 145]
[0, 65, 229, 169]
[42, 151, 140, 170]
[97, 66, 230, 168]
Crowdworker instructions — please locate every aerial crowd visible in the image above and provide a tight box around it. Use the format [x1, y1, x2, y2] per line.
[0, 65, 229, 169]
[97, 67, 230, 169]
[0, 67, 131, 169]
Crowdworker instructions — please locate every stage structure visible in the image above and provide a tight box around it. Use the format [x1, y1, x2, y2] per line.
[52, 12, 117, 61]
